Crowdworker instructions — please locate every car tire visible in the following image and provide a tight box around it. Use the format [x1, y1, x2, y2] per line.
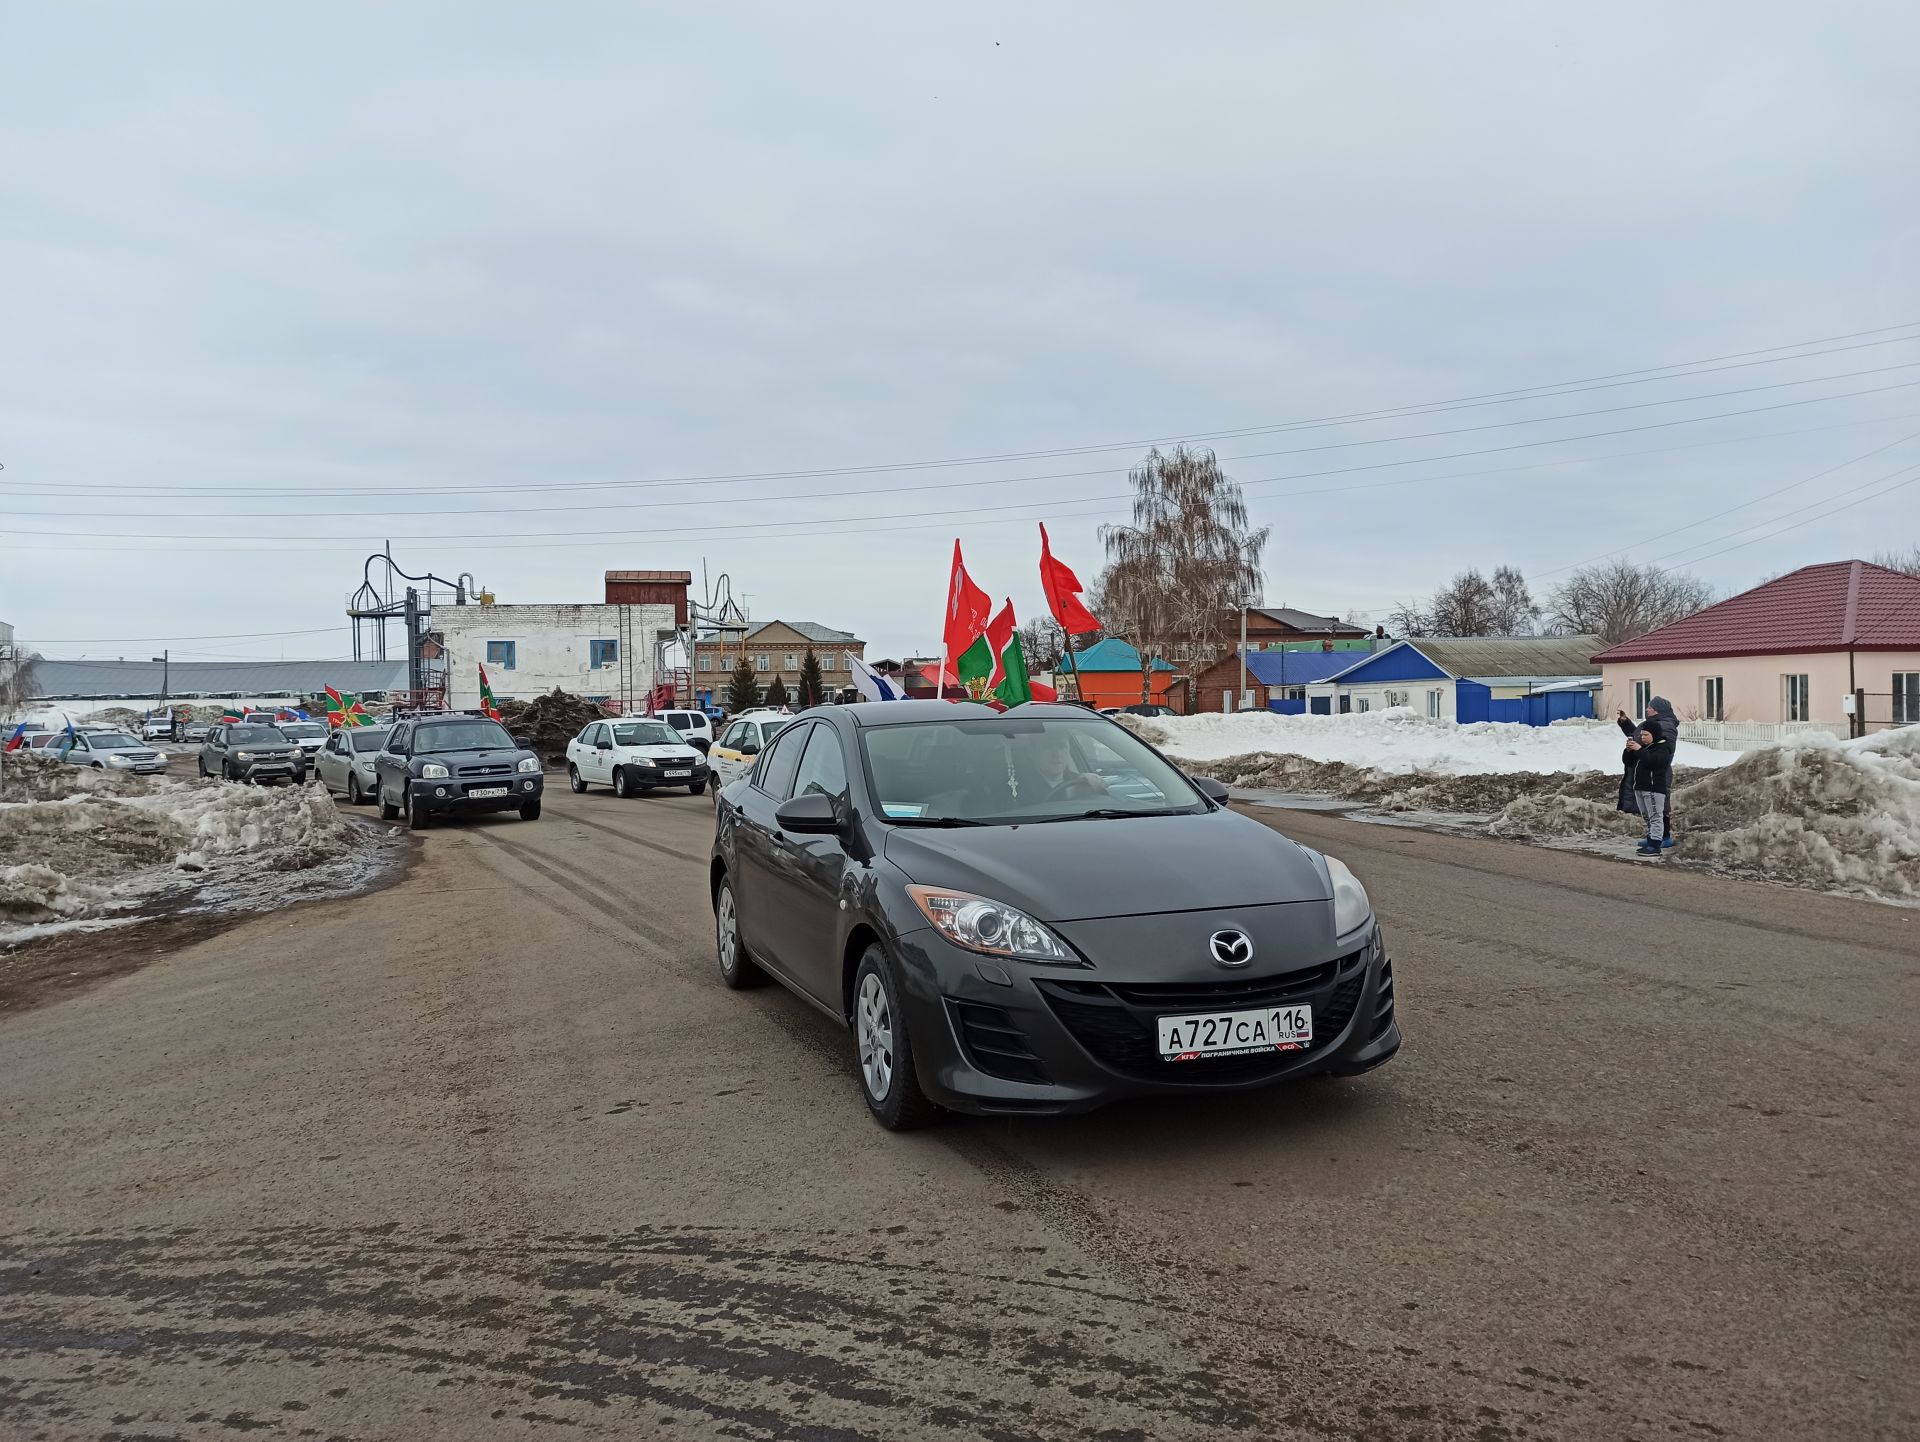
[689, 780, 706, 796]
[407, 794, 430, 830]
[380, 788, 400, 821]
[613, 766, 632, 799]
[519, 798, 541, 821]
[851, 944, 943, 1131]
[197, 758, 208, 778]
[713, 876, 766, 990]
[568, 764, 587, 794]
[346, 774, 363, 805]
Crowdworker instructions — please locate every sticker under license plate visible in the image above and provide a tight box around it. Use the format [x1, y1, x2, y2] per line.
[1158, 1004, 1312, 1061]
[468, 786, 510, 798]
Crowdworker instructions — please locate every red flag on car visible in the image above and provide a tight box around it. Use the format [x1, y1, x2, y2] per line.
[942, 541, 993, 679]
[1039, 523, 1101, 636]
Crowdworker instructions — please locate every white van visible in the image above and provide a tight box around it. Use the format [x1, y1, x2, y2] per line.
[655, 709, 716, 753]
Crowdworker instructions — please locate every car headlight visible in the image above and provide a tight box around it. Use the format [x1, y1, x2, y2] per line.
[420, 762, 450, 779]
[906, 885, 1079, 964]
[1324, 855, 1372, 935]
[516, 757, 540, 773]
[234, 751, 253, 760]
[107, 753, 134, 765]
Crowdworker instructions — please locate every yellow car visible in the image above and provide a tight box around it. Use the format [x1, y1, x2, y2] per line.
[707, 713, 795, 798]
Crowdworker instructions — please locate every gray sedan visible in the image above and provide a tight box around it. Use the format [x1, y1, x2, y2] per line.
[313, 725, 391, 804]
[59, 730, 169, 775]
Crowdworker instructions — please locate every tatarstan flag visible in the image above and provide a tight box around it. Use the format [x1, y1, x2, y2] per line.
[220, 706, 244, 724]
[477, 663, 501, 719]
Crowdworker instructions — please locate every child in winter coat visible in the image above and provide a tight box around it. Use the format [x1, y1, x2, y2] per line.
[1618, 698, 1677, 855]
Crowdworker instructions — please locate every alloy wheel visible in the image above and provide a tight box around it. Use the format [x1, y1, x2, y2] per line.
[716, 887, 738, 973]
[856, 972, 894, 1101]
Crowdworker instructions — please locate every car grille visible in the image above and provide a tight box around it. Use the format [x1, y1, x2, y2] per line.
[948, 1000, 1051, 1086]
[1367, 959, 1396, 1043]
[1036, 947, 1371, 1085]
[458, 762, 513, 777]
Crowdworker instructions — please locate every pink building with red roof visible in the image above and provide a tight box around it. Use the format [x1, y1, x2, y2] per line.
[1592, 561, 1920, 734]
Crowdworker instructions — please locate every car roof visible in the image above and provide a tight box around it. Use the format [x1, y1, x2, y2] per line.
[843, 700, 1100, 727]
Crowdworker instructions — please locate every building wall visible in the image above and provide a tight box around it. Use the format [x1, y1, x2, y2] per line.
[1190, 654, 1268, 713]
[1599, 649, 1920, 729]
[693, 625, 864, 688]
[439, 603, 675, 709]
[1074, 670, 1177, 709]
[1343, 679, 1457, 719]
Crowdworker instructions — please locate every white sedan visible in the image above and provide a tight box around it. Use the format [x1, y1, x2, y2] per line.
[565, 718, 712, 798]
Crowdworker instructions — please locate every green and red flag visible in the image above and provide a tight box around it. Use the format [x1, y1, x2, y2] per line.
[321, 687, 370, 728]
[477, 663, 502, 719]
[219, 706, 244, 724]
[943, 541, 993, 699]
[984, 600, 1032, 707]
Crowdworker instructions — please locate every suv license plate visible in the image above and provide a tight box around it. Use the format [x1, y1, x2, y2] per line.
[468, 786, 509, 799]
[665, 769, 690, 778]
[1158, 1005, 1312, 1060]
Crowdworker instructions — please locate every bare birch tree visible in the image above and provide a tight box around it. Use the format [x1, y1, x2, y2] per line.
[1545, 560, 1713, 644]
[1097, 447, 1268, 701]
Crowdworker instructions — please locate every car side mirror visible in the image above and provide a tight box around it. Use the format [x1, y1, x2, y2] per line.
[739, 742, 760, 756]
[512, 734, 530, 748]
[775, 792, 841, 834]
[1190, 774, 1231, 804]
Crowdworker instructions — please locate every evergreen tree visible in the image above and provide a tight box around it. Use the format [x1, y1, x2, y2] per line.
[764, 673, 790, 708]
[797, 647, 826, 707]
[725, 658, 761, 713]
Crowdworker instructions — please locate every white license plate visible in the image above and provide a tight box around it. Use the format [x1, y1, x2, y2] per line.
[1158, 1004, 1312, 1060]
[664, 769, 690, 778]
[468, 786, 509, 798]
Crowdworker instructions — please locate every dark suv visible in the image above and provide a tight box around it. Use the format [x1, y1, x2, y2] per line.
[199, 722, 307, 784]
[374, 713, 544, 829]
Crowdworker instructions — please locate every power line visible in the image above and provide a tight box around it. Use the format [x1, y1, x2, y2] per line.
[4, 324, 1916, 504]
[1652, 465, 1920, 570]
[10, 378, 1918, 548]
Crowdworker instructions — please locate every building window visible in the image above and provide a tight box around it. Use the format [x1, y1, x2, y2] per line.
[1384, 689, 1409, 708]
[785, 653, 799, 670]
[1894, 673, 1920, 725]
[1632, 679, 1651, 716]
[486, 641, 516, 671]
[1355, 697, 1371, 713]
[590, 639, 619, 669]
[754, 654, 769, 672]
[1427, 688, 1443, 718]
[1782, 673, 1810, 722]
[698, 655, 713, 672]
[1702, 676, 1725, 721]
[719, 654, 733, 671]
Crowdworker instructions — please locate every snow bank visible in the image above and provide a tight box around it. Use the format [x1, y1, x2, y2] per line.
[0, 753, 371, 936]
[1126, 707, 1736, 776]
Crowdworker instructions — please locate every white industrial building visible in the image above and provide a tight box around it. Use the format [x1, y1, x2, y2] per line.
[437, 601, 678, 713]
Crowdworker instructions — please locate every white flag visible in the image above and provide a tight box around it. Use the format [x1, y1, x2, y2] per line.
[849, 654, 906, 702]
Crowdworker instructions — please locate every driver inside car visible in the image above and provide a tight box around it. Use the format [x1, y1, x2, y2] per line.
[1023, 731, 1111, 803]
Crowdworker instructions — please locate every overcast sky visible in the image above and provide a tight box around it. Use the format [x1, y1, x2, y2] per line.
[3, 2, 1917, 666]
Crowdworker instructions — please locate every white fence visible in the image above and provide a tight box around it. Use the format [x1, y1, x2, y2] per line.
[1678, 719, 1843, 752]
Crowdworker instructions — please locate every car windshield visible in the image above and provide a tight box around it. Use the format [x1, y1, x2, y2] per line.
[348, 729, 390, 752]
[413, 719, 515, 752]
[228, 725, 285, 744]
[859, 717, 1205, 825]
[279, 723, 325, 738]
[612, 721, 678, 745]
[88, 732, 142, 749]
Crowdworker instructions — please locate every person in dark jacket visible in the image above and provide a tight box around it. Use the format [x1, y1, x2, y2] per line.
[1618, 697, 1677, 855]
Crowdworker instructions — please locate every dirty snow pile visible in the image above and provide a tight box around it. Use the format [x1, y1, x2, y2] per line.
[0, 752, 368, 938]
[1128, 707, 1735, 776]
[1124, 710, 1920, 901]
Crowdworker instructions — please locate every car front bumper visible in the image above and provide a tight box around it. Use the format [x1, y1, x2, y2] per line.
[891, 919, 1400, 1115]
[624, 761, 710, 788]
[408, 773, 544, 814]
[231, 759, 305, 782]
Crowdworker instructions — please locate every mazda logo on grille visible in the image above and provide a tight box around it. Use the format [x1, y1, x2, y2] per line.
[1208, 929, 1254, 967]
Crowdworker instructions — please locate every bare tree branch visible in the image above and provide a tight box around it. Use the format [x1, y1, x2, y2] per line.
[1545, 560, 1714, 644]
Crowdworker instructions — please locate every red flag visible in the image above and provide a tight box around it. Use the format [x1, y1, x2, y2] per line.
[984, 600, 1018, 691]
[943, 540, 992, 663]
[1039, 523, 1101, 636]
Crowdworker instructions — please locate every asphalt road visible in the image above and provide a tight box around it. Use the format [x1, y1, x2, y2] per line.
[1, 787, 1913, 1440]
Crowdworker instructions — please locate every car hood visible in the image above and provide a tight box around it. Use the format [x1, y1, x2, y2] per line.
[618, 745, 704, 762]
[421, 747, 530, 768]
[880, 807, 1330, 922]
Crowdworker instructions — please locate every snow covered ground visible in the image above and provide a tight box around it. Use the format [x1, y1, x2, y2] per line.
[1, 754, 390, 943]
[1130, 707, 1738, 776]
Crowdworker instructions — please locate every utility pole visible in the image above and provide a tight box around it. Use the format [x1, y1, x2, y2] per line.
[1237, 603, 1248, 711]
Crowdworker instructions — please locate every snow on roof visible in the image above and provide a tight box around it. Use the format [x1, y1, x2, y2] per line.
[1593, 561, 1920, 663]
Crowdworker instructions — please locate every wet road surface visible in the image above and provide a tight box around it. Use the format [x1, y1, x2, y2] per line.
[1, 787, 1913, 1439]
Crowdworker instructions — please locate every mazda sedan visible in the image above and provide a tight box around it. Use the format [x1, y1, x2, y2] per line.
[710, 701, 1399, 1129]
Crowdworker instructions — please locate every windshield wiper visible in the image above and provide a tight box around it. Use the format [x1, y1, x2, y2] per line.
[888, 815, 989, 827]
[1034, 807, 1187, 823]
